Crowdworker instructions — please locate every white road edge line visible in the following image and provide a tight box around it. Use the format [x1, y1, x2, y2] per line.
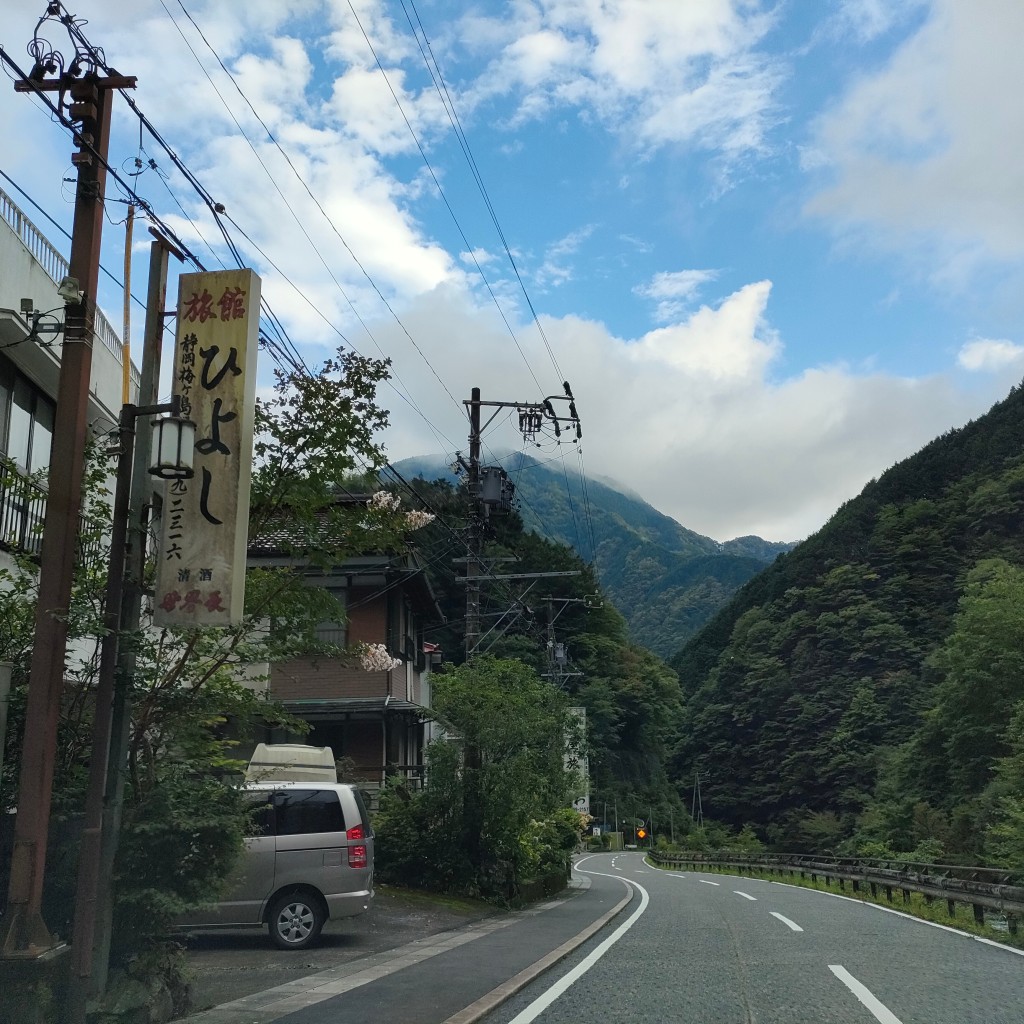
[699, 880, 721, 886]
[733, 891, 757, 901]
[829, 965, 904, 1024]
[504, 871, 650, 1024]
[770, 911, 803, 932]
[766, 879, 1024, 958]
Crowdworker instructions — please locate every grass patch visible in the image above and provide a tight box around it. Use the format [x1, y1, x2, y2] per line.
[649, 860, 1024, 953]
[375, 883, 496, 916]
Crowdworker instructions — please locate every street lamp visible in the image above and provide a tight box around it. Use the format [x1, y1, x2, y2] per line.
[149, 409, 196, 479]
[70, 395, 194, 1017]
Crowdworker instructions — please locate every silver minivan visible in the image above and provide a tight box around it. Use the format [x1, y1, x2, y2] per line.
[178, 782, 374, 949]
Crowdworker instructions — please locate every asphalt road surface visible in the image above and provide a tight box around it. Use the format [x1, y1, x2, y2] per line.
[484, 852, 1024, 1024]
[185, 852, 1023, 1023]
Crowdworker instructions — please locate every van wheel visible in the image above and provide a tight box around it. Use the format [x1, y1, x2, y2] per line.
[268, 891, 326, 950]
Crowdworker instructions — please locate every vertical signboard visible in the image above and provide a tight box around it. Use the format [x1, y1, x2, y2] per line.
[153, 268, 260, 627]
[566, 706, 589, 816]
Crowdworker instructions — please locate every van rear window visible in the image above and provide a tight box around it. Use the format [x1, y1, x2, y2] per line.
[273, 790, 344, 835]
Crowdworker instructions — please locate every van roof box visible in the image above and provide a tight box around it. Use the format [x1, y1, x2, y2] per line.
[246, 743, 338, 783]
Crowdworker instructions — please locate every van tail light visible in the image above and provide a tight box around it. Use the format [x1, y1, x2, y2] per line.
[347, 824, 367, 868]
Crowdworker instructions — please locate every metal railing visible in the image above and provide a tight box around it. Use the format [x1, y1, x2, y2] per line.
[0, 463, 45, 557]
[650, 850, 1024, 934]
[1, 460, 109, 563]
[0, 184, 139, 387]
[0, 185, 67, 283]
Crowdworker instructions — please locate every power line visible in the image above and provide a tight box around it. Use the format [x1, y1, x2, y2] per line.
[152, 0, 461, 453]
[400, 0, 565, 384]
[0, 165, 151, 320]
[348, 0, 545, 394]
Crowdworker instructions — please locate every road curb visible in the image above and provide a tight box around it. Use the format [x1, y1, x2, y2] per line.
[439, 867, 634, 1024]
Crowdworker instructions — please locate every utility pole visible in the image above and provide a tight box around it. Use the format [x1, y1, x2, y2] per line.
[3, 67, 136, 957]
[91, 231, 182, 992]
[459, 387, 578, 658]
[457, 385, 581, 878]
[465, 387, 482, 660]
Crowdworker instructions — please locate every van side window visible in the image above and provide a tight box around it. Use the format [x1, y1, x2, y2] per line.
[273, 790, 344, 835]
[245, 793, 275, 837]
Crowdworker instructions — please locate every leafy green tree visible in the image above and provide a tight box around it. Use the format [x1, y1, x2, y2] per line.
[1, 348, 420, 974]
[374, 656, 577, 901]
[925, 559, 1024, 802]
[409, 473, 686, 832]
[985, 702, 1024, 875]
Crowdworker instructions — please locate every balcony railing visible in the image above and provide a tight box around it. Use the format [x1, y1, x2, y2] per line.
[0, 184, 139, 388]
[1, 460, 108, 563]
[0, 463, 45, 557]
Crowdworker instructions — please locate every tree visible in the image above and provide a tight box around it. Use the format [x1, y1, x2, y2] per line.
[1, 347, 425, 977]
[374, 656, 578, 901]
[926, 559, 1024, 802]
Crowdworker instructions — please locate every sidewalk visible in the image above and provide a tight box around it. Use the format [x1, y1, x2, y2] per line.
[183, 865, 631, 1024]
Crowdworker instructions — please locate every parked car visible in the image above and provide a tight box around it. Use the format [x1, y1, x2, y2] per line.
[177, 782, 374, 949]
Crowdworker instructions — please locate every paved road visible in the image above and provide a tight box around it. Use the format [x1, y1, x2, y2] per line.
[184, 852, 1023, 1023]
[485, 852, 1024, 1023]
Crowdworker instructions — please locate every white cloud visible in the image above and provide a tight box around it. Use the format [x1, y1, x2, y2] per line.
[831, 0, 927, 42]
[1, 0, 1012, 548]
[635, 269, 719, 322]
[807, 0, 1024, 283]
[958, 338, 1024, 372]
[376, 281, 997, 542]
[460, 0, 784, 161]
[535, 226, 595, 288]
[460, 247, 496, 266]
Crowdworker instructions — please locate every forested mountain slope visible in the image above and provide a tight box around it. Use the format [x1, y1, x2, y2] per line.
[404, 478, 684, 826]
[669, 382, 1024, 865]
[393, 453, 790, 658]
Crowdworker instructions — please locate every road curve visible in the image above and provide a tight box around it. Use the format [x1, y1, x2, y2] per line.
[480, 851, 1024, 1024]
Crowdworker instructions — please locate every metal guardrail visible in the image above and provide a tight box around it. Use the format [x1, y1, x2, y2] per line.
[0, 184, 140, 388]
[650, 850, 1024, 934]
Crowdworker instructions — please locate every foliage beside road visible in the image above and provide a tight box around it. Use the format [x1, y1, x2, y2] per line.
[373, 656, 583, 903]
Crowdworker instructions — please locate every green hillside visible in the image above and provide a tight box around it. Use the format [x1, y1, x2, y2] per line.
[392, 453, 790, 657]
[669, 382, 1024, 866]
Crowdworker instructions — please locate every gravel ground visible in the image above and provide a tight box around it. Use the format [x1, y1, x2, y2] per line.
[181, 886, 499, 1014]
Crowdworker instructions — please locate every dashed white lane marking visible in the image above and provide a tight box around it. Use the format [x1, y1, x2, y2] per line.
[829, 965, 904, 1023]
[699, 880, 721, 886]
[733, 891, 757, 901]
[768, 879, 1024, 958]
[770, 911, 803, 932]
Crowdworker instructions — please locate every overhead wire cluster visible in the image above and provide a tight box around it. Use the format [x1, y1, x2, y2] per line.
[4, 0, 600, 635]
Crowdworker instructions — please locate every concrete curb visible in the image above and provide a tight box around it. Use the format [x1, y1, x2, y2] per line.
[439, 868, 632, 1024]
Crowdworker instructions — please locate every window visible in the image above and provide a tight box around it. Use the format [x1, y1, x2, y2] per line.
[0, 357, 55, 474]
[314, 587, 348, 646]
[315, 620, 348, 645]
[273, 789, 344, 835]
[244, 793, 275, 837]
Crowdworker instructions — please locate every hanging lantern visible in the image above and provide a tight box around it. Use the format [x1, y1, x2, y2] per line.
[149, 414, 196, 479]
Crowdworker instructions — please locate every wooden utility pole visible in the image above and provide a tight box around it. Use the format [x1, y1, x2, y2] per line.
[2, 69, 135, 957]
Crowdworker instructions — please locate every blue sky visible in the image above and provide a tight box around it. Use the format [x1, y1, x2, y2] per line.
[3, 0, 1024, 541]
